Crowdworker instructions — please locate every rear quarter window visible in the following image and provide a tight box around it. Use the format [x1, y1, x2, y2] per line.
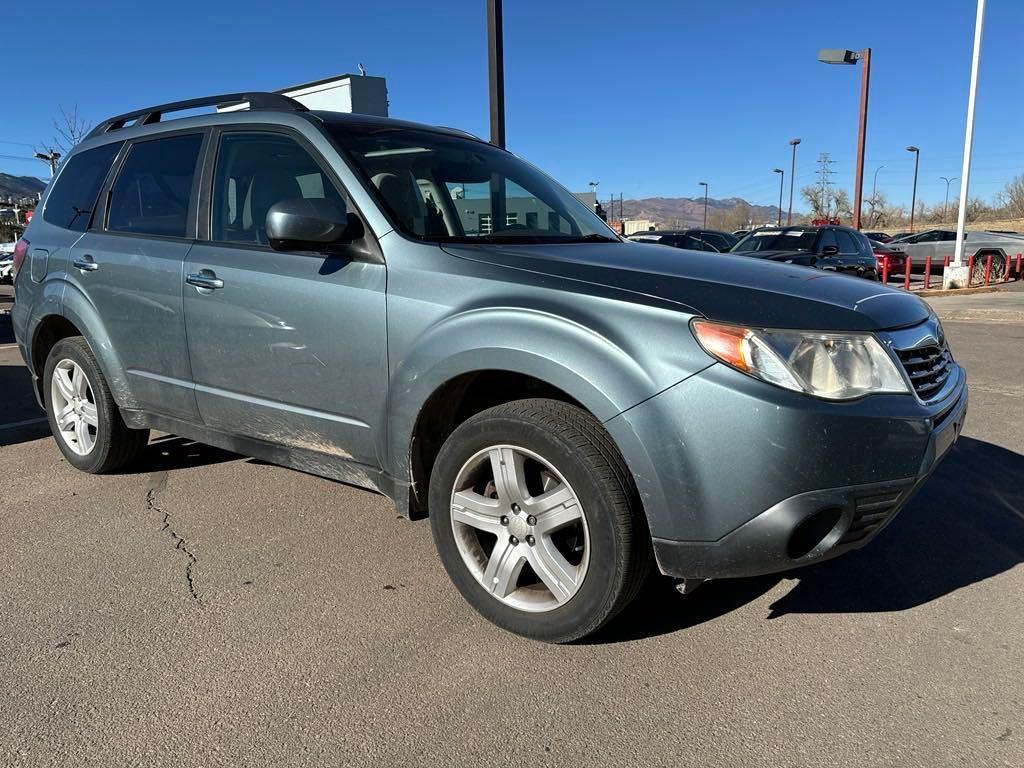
[42, 142, 123, 231]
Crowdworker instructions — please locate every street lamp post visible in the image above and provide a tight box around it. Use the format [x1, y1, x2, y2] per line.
[940, 176, 959, 221]
[486, 0, 505, 148]
[787, 138, 800, 225]
[588, 181, 600, 214]
[698, 181, 708, 227]
[906, 146, 920, 232]
[772, 168, 784, 227]
[817, 47, 871, 229]
[872, 165, 884, 199]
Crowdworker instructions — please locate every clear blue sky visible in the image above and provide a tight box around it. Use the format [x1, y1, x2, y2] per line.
[3, 0, 1022, 210]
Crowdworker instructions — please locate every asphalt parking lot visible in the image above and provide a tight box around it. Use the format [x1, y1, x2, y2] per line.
[2, 283, 1022, 767]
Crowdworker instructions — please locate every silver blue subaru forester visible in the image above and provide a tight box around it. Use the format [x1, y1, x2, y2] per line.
[11, 92, 967, 641]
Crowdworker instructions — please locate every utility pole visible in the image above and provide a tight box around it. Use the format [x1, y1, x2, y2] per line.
[698, 182, 708, 228]
[814, 153, 836, 220]
[34, 150, 61, 177]
[486, 0, 505, 148]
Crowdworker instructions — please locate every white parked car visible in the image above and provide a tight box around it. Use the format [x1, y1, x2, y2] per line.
[889, 229, 1024, 280]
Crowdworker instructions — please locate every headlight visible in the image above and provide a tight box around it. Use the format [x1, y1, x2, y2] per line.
[691, 320, 909, 400]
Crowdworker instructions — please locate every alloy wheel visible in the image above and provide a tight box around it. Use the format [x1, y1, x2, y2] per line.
[449, 445, 590, 612]
[50, 359, 98, 456]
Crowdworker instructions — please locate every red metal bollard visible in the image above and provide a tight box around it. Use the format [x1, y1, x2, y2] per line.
[881, 255, 889, 284]
[1016, 253, 1023, 280]
[943, 254, 950, 268]
[1005, 254, 1012, 282]
[924, 256, 931, 289]
[903, 254, 912, 290]
[984, 253, 993, 285]
[967, 255, 975, 286]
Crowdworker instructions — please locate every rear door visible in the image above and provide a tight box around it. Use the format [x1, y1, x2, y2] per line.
[182, 127, 387, 468]
[834, 229, 863, 276]
[66, 131, 207, 420]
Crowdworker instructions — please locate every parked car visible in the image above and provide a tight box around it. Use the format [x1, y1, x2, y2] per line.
[0, 254, 14, 283]
[732, 229, 752, 237]
[889, 231, 914, 242]
[864, 231, 891, 243]
[629, 229, 737, 252]
[889, 228, 1024, 280]
[11, 92, 967, 643]
[730, 225, 880, 280]
[870, 240, 906, 275]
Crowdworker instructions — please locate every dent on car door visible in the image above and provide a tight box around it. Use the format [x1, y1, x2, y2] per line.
[67, 132, 206, 420]
[182, 129, 387, 467]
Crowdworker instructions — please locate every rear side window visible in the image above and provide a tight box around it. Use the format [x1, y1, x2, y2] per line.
[107, 134, 203, 238]
[836, 229, 859, 254]
[42, 142, 123, 231]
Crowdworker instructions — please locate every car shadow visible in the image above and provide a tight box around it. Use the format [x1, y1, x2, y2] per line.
[593, 436, 1024, 644]
[114, 434, 240, 473]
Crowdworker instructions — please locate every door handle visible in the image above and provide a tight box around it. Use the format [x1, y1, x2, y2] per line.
[72, 255, 99, 272]
[186, 271, 224, 290]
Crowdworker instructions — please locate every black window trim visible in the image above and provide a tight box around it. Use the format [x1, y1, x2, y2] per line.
[98, 126, 211, 244]
[196, 123, 382, 263]
[40, 139, 126, 233]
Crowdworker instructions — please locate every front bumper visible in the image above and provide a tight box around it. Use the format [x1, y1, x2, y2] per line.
[606, 358, 967, 580]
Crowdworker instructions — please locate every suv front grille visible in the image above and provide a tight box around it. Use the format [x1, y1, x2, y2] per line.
[895, 344, 952, 400]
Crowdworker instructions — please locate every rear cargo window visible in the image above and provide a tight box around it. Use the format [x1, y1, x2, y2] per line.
[107, 134, 203, 239]
[42, 142, 123, 231]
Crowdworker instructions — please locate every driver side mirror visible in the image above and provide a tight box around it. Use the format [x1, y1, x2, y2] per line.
[265, 198, 362, 252]
[821, 245, 839, 257]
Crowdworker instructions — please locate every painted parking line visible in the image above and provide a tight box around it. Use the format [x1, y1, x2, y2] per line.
[0, 344, 21, 350]
[0, 417, 48, 431]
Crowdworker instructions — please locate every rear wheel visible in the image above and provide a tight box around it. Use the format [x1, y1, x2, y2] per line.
[43, 337, 149, 473]
[428, 399, 651, 643]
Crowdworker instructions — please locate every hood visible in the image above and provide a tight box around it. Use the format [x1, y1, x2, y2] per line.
[441, 241, 930, 332]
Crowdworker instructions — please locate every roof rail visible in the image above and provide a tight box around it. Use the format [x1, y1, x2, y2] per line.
[86, 92, 308, 139]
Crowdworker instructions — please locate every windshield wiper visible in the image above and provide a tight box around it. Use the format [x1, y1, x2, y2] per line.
[560, 233, 621, 243]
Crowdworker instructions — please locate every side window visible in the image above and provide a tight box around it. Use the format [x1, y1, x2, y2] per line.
[916, 231, 941, 243]
[42, 142, 123, 231]
[940, 231, 957, 241]
[212, 132, 344, 245]
[107, 134, 203, 238]
[818, 229, 839, 252]
[700, 232, 730, 251]
[836, 230, 859, 254]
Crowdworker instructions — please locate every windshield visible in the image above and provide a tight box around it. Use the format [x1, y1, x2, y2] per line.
[328, 124, 618, 244]
[732, 229, 818, 252]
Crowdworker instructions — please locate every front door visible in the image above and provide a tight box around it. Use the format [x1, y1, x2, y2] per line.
[182, 129, 387, 468]
[66, 131, 206, 420]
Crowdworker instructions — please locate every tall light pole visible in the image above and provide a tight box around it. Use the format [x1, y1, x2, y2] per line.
[787, 138, 800, 225]
[940, 176, 958, 221]
[698, 181, 708, 227]
[588, 181, 600, 214]
[872, 165, 884, 199]
[948, 0, 986, 285]
[772, 168, 784, 227]
[818, 47, 871, 229]
[486, 0, 505, 148]
[906, 145, 920, 232]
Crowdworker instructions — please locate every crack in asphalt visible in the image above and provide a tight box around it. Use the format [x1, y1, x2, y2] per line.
[144, 471, 202, 604]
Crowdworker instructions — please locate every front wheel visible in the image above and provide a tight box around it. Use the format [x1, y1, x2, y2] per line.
[428, 399, 652, 643]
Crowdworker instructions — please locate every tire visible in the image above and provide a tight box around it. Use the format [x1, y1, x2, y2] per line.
[428, 398, 652, 643]
[43, 336, 149, 473]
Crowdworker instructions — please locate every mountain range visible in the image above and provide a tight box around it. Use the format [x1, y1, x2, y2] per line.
[612, 196, 784, 229]
[0, 173, 47, 201]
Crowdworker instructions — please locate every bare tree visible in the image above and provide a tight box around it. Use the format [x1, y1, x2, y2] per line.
[999, 174, 1024, 219]
[52, 105, 92, 154]
[863, 189, 888, 228]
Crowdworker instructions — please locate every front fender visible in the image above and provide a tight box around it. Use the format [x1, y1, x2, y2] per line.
[383, 302, 706, 502]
